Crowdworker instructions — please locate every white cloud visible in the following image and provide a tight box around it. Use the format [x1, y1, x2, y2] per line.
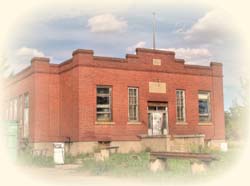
[182, 10, 233, 45]
[9, 47, 46, 73]
[162, 48, 212, 65]
[16, 47, 45, 57]
[87, 14, 127, 33]
[126, 41, 146, 52]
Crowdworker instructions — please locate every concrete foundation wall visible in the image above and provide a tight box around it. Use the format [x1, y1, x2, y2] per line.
[110, 141, 143, 153]
[141, 137, 167, 152]
[208, 139, 226, 150]
[31, 142, 54, 156]
[31, 135, 207, 156]
[166, 135, 205, 152]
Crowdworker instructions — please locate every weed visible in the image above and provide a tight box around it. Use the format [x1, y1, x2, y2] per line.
[18, 149, 54, 167]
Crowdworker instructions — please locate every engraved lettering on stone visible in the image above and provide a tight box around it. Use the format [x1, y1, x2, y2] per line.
[149, 82, 166, 93]
[153, 59, 161, 66]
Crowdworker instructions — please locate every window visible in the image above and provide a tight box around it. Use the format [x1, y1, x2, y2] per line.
[8, 100, 13, 121]
[23, 93, 29, 138]
[18, 95, 23, 122]
[198, 91, 211, 122]
[13, 98, 18, 121]
[5, 101, 9, 121]
[128, 87, 139, 121]
[176, 90, 186, 122]
[96, 86, 112, 121]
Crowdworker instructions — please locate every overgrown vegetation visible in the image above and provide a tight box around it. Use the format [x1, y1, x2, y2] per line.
[15, 141, 242, 184]
[17, 147, 54, 167]
[74, 144, 241, 183]
[225, 78, 249, 140]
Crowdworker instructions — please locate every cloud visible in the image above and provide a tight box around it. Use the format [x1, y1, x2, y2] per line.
[162, 48, 212, 64]
[87, 14, 127, 33]
[126, 41, 146, 52]
[9, 47, 46, 73]
[16, 47, 45, 57]
[182, 10, 233, 45]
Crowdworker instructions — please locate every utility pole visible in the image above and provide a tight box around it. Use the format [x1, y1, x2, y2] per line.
[153, 12, 156, 50]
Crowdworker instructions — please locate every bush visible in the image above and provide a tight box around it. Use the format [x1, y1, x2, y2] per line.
[225, 104, 248, 140]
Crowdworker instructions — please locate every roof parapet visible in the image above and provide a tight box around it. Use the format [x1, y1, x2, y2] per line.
[210, 62, 223, 66]
[72, 49, 94, 56]
[175, 58, 185, 63]
[31, 57, 50, 63]
[136, 48, 175, 55]
[126, 54, 138, 59]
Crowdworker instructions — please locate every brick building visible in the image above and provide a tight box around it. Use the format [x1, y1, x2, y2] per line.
[3, 48, 225, 154]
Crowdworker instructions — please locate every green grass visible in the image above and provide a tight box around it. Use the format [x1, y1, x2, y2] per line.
[75, 143, 243, 184]
[17, 141, 243, 184]
[17, 150, 54, 167]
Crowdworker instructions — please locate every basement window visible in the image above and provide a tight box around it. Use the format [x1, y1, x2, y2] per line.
[96, 86, 112, 121]
[198, 91, 211, 122]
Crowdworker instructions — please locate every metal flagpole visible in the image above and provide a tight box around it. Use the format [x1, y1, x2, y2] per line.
[153, 12, 156, 50]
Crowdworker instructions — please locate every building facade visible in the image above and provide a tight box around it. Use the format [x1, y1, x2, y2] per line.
[3, 48, 225, 154]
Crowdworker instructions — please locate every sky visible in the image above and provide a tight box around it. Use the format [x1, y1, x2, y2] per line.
[4, 1, 247, 110]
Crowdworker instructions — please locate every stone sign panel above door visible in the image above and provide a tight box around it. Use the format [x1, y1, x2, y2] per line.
[149, 82, 166, 93]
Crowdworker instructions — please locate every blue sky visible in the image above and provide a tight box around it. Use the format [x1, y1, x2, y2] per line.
[5, 1, 245, 110]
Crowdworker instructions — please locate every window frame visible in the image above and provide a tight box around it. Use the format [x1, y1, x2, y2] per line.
[128, 87, 139, 122]
[23, 92, 30, 138]
[96, 85, 112, 122]
[176, 89, 186, 123]
[13, 97, 18, 121]
[198, 91, 211, 123]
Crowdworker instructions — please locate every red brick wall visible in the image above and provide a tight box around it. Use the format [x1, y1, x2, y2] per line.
[4, 48, 225, 143]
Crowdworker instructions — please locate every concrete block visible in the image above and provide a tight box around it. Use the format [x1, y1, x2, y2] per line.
[149, 159, 166, 172]
[94, 152, 104, 161]
[100, 149, 110, 159]
[191, 162, 208, 174]
[94, 149, 110, 162]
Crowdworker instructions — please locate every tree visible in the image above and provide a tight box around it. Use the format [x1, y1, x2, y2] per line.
[225, 78, 249, 140]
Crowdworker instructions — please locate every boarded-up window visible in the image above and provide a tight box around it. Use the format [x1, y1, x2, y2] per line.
[128, 87, 139, 121]
[23, 93, 29, 138]
[13, 98, 18, 121]
[18, 95, 23, 122]
[9, 100, 13, 121]
[176, 90, 186, 122]
[5, 101, 9, 121]
[198, 91, 211, 122]
[96, 86, 112, 121]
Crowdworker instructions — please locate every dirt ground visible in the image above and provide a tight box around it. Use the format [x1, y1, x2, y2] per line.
[16, 165, 153, 186]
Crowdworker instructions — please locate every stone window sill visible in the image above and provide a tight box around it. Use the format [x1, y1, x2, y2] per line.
[127, 121, 141, 125]
[95, 121, 115, 125]
[198, 122, 213, 126]
[176, 122, 188, 125]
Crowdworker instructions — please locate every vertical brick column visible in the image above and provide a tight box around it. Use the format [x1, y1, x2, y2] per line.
[31, 57, 50, 142]
[210, 62, 225, 140]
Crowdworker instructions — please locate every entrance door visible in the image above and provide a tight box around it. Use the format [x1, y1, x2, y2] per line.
[148, 103, 168, 136]
[152, 112, 163, 135]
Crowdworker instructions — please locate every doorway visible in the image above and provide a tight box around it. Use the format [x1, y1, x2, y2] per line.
[147, 103, 168, 136]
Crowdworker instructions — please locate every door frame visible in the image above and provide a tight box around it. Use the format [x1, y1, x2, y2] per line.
[147, 103, 168, 136]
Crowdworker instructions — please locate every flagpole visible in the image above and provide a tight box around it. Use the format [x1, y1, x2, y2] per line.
[153, 12, 156, 50]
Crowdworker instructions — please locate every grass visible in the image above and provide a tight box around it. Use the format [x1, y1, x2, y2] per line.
[75, 142, 243, 184]
[16, 141, 243, 184]
[17, 149, 54, 167]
